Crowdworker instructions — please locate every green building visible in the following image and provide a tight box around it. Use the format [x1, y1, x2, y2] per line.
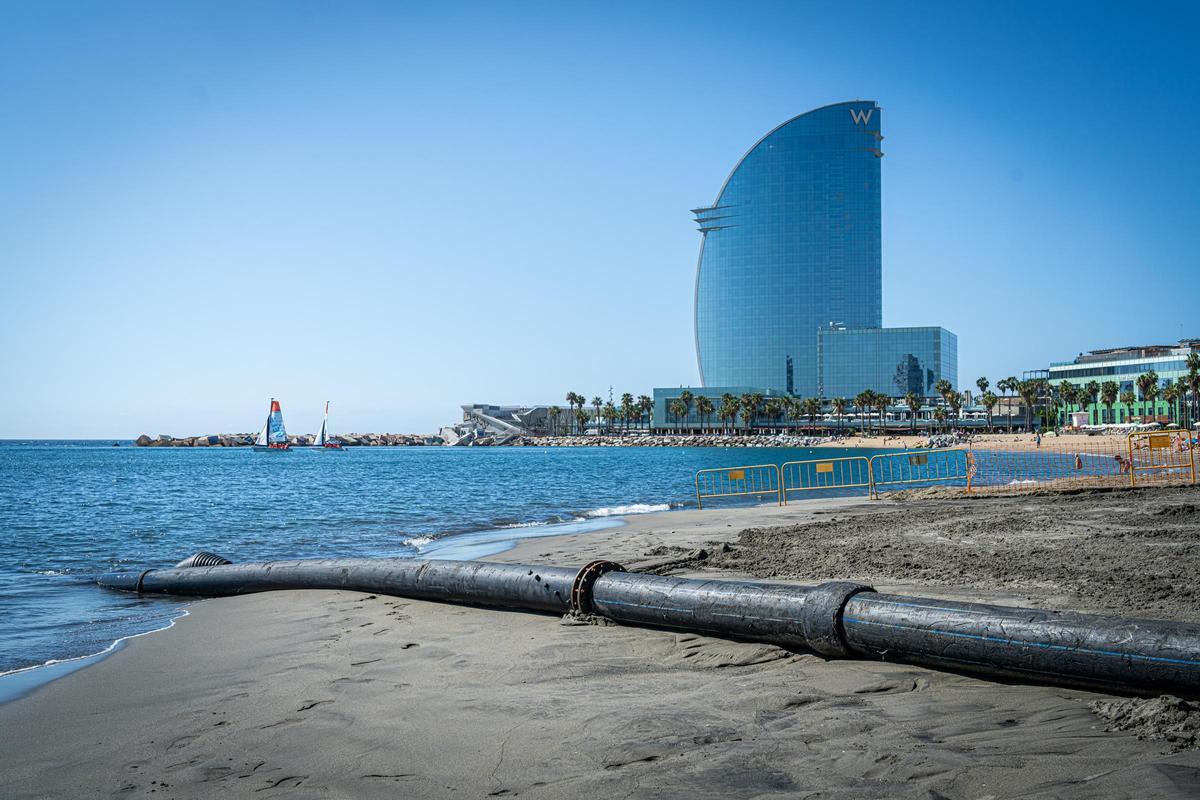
[1047, 339, 1200, 426]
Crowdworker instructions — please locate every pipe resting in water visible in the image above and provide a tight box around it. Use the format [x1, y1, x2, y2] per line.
[98, 554, 1200, 697]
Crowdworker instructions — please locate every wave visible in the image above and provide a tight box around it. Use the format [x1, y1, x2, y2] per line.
[401, 535, 435, 548]
[581, 502, 674, 518]
[400, 502, 679, 551]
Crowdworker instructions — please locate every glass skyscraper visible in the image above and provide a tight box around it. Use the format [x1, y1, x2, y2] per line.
[692, 101, 955, 398]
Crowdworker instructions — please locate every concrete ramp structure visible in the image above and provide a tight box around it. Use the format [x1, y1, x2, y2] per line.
[441, 404, 560, 445]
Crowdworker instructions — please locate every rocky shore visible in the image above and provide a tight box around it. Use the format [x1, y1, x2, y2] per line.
[502, 433, 848, 447]
[134, 432, 442, 447]
[134, 431, 969, 448]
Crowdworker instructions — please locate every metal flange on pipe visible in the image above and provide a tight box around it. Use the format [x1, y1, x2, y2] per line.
[98, 554, 1200, 697]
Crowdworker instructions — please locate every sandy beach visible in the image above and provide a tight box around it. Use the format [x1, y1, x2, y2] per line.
[3, 490, 1200, 798]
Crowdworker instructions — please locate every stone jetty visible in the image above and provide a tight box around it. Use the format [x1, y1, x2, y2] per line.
[134, 433, 443, 447]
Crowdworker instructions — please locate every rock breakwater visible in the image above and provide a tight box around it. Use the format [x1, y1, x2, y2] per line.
[134, 433, 442, 447]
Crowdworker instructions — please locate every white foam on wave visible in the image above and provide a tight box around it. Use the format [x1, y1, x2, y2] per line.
[582, 503, 673, 518]
[401, 535, 435, 548]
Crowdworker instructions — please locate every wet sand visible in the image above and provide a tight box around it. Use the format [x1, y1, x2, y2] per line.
[2, 491, 1200, 798]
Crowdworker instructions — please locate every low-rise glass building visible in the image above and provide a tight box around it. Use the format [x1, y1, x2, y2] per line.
[817, 326, 956, 399]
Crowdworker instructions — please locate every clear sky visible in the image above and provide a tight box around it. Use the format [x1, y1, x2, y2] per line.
[2, 2, 1197, 438]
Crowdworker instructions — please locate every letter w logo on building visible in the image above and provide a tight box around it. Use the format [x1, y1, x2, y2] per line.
[849, 108, 874, 125]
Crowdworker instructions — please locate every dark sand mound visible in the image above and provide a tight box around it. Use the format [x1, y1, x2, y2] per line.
[1092, 696, 1200, 752]
[670, 486, 1200, 620]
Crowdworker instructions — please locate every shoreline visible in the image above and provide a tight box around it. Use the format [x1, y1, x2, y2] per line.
[0, 510, 654, 705]
[4, 490, 1200, 797]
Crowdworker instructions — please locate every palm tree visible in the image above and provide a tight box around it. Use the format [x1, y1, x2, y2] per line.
[934, 379, 952, 407]
[904, 391, 921, 433]
[932, 380, 954, 432]
[598, 402, 613, 434]
[874, 393, 891, 433]
[1162, 381, 1180, 425]
[574, 407, 588, 435]
[947, 391, 964, 429]
[831, 397, 847, 432]
[1120, 389, 1135, 423]
[1136, 371, 1159, 421]
[976, 376, 989, 398]
[718, 395, 738, 434]
[933, 406, 947, 432]
[1100, 380, 1119, 425]
[998, 376, 1018, 432]
[619, 393, 635, 433]
[637, 395, 653, 431]
[981, 391, 997, 432]
[1058, 381, 1076, 428]
[762, 398, 782, 433]
[1018, 379, 1040, 432]
[1081, 381, 1100, 426]
[678, 390, 694, 433]
[547, 405, 561, 436]
[1070, 381, 1094, 427]
[695, 395, 714, 434]
[591, 396, 603, 430]
[564, 393, 577, 432]
[667, 398, 686, 433]
[1186, 353, 1200, 427]
[737, 393, 762, 434]
[854, 390, 873, 434]
[802, 397, 821, 429]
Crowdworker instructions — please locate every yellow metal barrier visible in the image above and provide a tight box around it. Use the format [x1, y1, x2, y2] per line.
[1128, 430, 1196, 488]
[695, 464, 782, 509]
[780, 456, 872, 504]
[869, 449, 971, 498]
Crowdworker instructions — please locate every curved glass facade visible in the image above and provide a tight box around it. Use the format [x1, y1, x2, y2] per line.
[694, 101, 883, 394]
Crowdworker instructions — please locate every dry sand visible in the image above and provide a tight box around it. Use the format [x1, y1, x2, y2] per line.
[2, 492, 1200, 798]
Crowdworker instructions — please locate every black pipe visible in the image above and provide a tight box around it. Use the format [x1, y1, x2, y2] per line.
[100, 558, 577, 613]
[99, 555, 1200, 697]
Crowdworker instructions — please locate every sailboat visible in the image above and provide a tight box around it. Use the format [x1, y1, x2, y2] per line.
[312, 401, 344, 450]
[253, 398, 291, 451]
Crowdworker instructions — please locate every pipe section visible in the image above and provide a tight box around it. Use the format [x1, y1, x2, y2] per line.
[99, 555, 1200, 697]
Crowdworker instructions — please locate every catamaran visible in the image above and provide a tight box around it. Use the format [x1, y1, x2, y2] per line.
[253, 398, 291, 451]
[312, 401, 344, 450]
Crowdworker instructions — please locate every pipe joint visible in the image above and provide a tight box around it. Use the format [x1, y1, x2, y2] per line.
[174, 552, 232, 569]
[801, 581, 875, 658]
[569, 560, 625, 615]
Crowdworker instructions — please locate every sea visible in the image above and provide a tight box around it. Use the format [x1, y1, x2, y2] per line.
[0, 440, 879, 699]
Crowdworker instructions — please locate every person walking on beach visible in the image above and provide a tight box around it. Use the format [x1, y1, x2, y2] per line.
[1036, 431, 1042, 448]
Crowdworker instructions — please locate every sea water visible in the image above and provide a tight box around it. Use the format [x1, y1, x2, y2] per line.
[0, 441, 874, 686]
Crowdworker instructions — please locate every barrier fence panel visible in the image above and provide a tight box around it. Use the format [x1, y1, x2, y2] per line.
[780, 456, 872, 503]
[966, 432, 1194, 495]
[869, 449, 970, 498]
[695, 464, 782, 509]
[1128, 430, 1196, 488]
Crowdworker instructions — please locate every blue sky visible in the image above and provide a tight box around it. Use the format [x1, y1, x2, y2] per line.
[2, 2, 1197, 437]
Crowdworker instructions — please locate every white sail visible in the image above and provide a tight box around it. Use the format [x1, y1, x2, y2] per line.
[317, 401, 333, 446]
[254, 418, 269, 446]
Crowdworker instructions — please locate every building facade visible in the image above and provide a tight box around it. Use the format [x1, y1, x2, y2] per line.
[692, 101, 955, 397]
[694, 101, 882, 394]
[817, 326, 957, 399]
[1047, 340, 1199, 425]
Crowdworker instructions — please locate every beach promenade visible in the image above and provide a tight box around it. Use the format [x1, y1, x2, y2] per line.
[3, 488, 1200, 798]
